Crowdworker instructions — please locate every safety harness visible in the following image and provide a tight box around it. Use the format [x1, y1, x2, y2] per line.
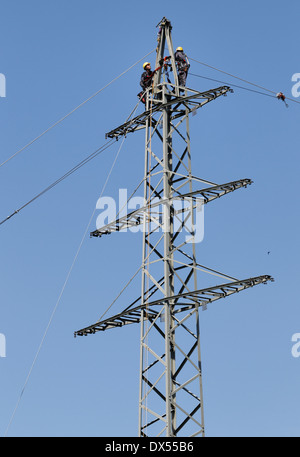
[138, 57, 172, 103]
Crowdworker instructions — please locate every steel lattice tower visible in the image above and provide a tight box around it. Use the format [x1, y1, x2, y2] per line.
[75, 18, 273, 437]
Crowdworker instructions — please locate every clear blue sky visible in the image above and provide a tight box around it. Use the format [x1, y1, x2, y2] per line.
[0, 0, 299, 437]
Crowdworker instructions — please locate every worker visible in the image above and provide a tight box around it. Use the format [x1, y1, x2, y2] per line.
[174, 47, 190, 90]
[138, 62, 155, 105]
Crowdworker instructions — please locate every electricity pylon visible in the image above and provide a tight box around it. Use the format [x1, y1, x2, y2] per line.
[75, 17, 273, 437]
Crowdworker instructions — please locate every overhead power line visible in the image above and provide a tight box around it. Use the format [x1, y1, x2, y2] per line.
[3, 134, 127, 438]
[3, 94, 144, 435]
[189, 73, 277, 99]
[0, 49, 155, 169]
[0, 138, 117, 227]
[0, 89, 148, 228]
[189, 56, 300, 105]
[189, 57, 276, 94]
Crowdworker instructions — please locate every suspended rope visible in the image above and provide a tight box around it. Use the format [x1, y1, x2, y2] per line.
[0, 138, 116, 227]
[0, 91, 146, 228]
[3, 96, 143, 436]
[0, 49, 155, 169]
[96, 265, 142, 323]
[190, 56, 300, 106]
[3, 135, 127, 438]
[189, 72, 277, 99]
[190, 57, 276, 94]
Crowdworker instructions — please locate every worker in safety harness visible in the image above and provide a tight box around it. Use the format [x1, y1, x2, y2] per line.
[175, 47, 190, 91]
[138, 62, 155, 105]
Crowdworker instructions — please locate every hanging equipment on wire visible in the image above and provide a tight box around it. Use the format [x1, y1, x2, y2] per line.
[276, 92, 288, 107]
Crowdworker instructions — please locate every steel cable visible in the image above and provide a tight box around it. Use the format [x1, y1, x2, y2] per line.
[190, 56, 300, 105]
[3, 135, 126, 437]
[0, 49, 155, 169]
[3, 96, 143, 437]
[0, 138, 116, 227]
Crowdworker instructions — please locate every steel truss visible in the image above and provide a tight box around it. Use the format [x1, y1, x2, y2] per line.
[105, 85, 232, 140]
[75, 275, 273, 336]
[90, 178, 252, 238]
[75, 17, 273, 437]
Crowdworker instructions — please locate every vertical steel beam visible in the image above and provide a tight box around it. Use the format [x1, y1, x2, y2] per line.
[138, 18, 205, 435]
[162, 84, 176, 436]
[153, 18, 179, 96]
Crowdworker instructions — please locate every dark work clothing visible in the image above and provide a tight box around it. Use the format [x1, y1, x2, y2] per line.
[178, 70, 187, 88]
[174, 50, 190, 71]
[139, 69, 155, 105]
[140, 69, 154, 91]
[175, 50, 190, 88]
